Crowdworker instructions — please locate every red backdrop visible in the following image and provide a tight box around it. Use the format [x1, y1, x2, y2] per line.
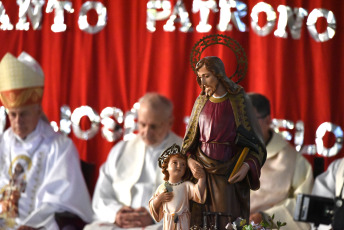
[0, 0, 343, 191]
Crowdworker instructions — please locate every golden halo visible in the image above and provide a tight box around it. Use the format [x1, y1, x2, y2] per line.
[190, 34, 248, 84]
[8, 155, 32, 176]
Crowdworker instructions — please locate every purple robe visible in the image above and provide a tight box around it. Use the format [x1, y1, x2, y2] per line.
[199, 98, 236, 161]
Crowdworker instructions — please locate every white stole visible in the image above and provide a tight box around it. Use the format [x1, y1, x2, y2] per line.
[111, 133, 182, 207]
[112, 136, 146, 206]
[335, 159, 344, 198]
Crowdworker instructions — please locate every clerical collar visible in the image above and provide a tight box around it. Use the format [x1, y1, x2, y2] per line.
[212, 92, 228, 98]
[209, 92, 229, 103]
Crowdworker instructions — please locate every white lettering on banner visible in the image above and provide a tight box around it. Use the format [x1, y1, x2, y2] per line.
[16, 0, 45, 31]
[0, 2, 13, 30]
[250, 2, 276, 36]
[45, 0, 74, 32]
[272, 119, 343, 157]
[78, 1, 107, 34]
[0, 1, 335, 40]
[274, 5, 308, 39]
[163, 0, 192, 32]
[192, 0, 218, 33]
[146, 0, 336, 42]
[217, 0, 248, 32]
[54, 104, 140, 142]
[0, 105, 342, 157]
[0, 0, 108, 34]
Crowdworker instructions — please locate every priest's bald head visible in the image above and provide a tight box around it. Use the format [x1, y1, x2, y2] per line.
[0, 52, 44, 139]
[137, 93, 174, 146]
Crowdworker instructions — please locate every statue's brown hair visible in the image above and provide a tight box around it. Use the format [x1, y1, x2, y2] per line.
[161, 153, 191, 181]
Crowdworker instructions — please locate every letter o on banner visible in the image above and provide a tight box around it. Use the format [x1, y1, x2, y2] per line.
[315, 122, 343, 157]
[71, 106, 100, 140]
[78, 1, 107, 34]
[250, 2, 276, 36]
[306, 8, 336, 42]
[100, 107, 124, 142]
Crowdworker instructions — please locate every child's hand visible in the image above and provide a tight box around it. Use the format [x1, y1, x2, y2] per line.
[161, 190, 174, 203]
[156, 190, 174, 204]
[152, 189, 174, 211]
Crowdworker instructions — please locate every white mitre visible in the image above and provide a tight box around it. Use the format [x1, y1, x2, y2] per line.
[0, 52, 44, 108]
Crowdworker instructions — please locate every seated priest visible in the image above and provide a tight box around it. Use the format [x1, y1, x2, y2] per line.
[248, 93, 313, 230]
[85, 92, 182, 230]
[0, 52, 93, 229]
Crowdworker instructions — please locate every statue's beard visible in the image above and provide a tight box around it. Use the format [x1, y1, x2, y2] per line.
[203, 83, 219, 97]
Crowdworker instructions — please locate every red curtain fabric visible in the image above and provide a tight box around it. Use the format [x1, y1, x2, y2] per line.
[0, 0, 343, 189]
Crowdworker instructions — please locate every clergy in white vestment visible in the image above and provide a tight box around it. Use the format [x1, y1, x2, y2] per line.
[311, 158, 344, 230]
[0, 52, 93, 230]
[84, 93, 182, 230]
[248, 93, 313, 230]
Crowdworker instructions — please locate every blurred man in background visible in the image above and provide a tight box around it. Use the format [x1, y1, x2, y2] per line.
[0, 52, 93, 230]
[248, 92, 313, 230]
[86, 92, 182, 230]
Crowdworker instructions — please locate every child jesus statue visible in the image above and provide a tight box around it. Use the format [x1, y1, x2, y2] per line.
[149, 144, 206, 230]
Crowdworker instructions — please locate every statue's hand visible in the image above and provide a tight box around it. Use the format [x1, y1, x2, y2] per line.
[228, 163, 249, 183]
[188, 157, 204, 179]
